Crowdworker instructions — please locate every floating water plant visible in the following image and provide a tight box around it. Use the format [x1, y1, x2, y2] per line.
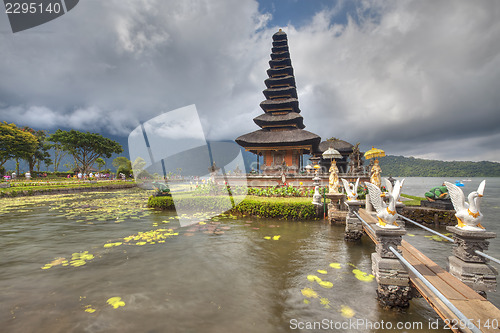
[301, 287, 319, 298]
[352, 269, 375, 282]
[320, 297, 331, 309]
[341, 305, 355, 318]
[106, 297, 125, 309]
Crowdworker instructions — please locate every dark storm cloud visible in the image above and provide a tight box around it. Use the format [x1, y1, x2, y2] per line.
[0, 0, 499, 162]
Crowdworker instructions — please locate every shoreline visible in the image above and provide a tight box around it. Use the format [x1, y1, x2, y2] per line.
[0, 183, 137, 198]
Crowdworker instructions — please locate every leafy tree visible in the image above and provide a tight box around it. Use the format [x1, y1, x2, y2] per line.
[21, 127, 51, 174]
[0, 121, 38, 169]
[48, 141, 67, 172]
[112, 156, 131, 170]
[95, 158, 106, 172]
[49, 130, 123, 174]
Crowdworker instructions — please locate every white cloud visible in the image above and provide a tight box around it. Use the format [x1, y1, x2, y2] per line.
[0, 0, 499, 162]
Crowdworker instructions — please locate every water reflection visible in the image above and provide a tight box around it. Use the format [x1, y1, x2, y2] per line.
[0, 189, 455, 332]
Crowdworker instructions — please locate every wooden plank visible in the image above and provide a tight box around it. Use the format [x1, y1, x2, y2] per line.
[358, 208, 500, 331]
[409, 275, 467, 333]
[401, 245, 468, 301]
[449, 299, 500, 333]
[402, 241, 485, 301]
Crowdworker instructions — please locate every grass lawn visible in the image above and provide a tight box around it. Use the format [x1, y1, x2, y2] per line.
[401, 193, 425, 206]
[0, 179, 136, 197]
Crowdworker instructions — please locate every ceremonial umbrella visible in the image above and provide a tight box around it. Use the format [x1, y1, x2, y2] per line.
[364, 146, 385, 160]
[322, 147, 342, 160]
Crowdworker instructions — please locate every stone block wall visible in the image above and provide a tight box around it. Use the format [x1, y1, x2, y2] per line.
[401, 206, 455, 227]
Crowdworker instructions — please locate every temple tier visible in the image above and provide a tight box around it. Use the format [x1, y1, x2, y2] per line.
[236, 29, 322, 175]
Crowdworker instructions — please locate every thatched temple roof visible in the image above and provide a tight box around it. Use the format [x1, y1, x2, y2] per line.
[235, 29, 321, 151]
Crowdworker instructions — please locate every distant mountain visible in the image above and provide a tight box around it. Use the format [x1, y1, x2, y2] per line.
[378, 155, 500, 177]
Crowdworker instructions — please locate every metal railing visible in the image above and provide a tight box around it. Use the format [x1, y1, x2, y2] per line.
[352, 210, 375, 235]
[389, 246, 482, 333]
[397, 214, 455, 243]
[398, 214, 500, 266]
[475, 250, 500, 266]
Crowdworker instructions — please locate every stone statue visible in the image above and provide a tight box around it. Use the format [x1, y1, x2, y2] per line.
[365, 179, 405, 228]
[444, 180, 486, 230]
[370, 159, 382, 188]
[348, 143, 364, 175]
[341, 178, 360, 200]
[328, 160, 340, 193]
[425, 184, 449, 201]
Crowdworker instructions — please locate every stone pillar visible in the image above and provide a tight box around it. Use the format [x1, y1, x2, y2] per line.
[365, 195, 372, 212]
[344, 200, 364, 241]
[446, 226, 497, 297]
[395, 202, 405, 228]
[371, 225, 411, 309]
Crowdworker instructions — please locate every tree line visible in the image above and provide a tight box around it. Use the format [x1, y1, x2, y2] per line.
[0, 121, 124, 176]
[379, 155, 500, 177]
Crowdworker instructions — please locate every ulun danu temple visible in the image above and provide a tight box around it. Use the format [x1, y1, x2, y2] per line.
[236, 29, 365, 177]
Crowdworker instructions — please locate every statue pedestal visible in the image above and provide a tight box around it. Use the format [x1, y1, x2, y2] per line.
[326, 193, 346, 210]
[344, 200, 364, 241]
[446, 226, 497, 297]
[371, 224, 411, 309]
[326, 193, 347, 224]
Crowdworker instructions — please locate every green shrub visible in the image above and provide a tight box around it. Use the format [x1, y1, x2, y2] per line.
[147, 195, 318, 220]
[116, 166, 132, 178]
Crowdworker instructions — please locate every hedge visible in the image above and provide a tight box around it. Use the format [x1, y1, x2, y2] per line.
[147, 195, 318, 220]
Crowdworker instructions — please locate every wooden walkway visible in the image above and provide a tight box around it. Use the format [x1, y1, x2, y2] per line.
[358, 209, 500, 333]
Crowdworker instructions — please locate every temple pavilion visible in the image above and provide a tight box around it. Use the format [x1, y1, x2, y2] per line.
[236, 29, 322, 175]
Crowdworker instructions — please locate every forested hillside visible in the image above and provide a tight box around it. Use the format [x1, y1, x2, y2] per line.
[378, 155, 500, 177]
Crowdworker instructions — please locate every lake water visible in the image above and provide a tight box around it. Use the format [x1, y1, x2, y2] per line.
[0, 177, 499, 332]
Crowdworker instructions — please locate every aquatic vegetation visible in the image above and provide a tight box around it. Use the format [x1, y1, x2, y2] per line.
[425, 235, 447, 242]
[103, 242, 122, 248]
[341, 305, 355, 318]
[70, 251, 94, 267]
[352, 269, 375, 282]
[319, 297, 331, 309]
[307, 275, 321, 282]
[318, 280, 333, 288]
[301, 287, 319, 298]
[123, 229, 179, 245]
[84, 305, 96, 313]
[106, 297, 125, 309]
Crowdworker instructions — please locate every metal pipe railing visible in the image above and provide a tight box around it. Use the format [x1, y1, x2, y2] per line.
[475, 250, 500, 266]
[388, 246, 482, 333]
[352, 210, 375, 235]
[398, 214, 455, 243]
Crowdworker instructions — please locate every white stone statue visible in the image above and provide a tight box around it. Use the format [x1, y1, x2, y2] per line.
[365, 179, 405, 228]
[328, 160, 339, 193]
[444, 180, 486, 231]
[341, 178, 360, 201]
[383, 178, 403, 202]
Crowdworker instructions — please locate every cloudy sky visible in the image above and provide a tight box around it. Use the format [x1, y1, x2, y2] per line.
[1, 0, 499, 162]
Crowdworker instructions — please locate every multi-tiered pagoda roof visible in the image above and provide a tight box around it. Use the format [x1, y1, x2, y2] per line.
[236, 30, 321, 152]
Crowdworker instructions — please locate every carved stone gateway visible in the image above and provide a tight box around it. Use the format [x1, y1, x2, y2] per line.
[446, 226, 497, 297]
[371, 224, 411, 308]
